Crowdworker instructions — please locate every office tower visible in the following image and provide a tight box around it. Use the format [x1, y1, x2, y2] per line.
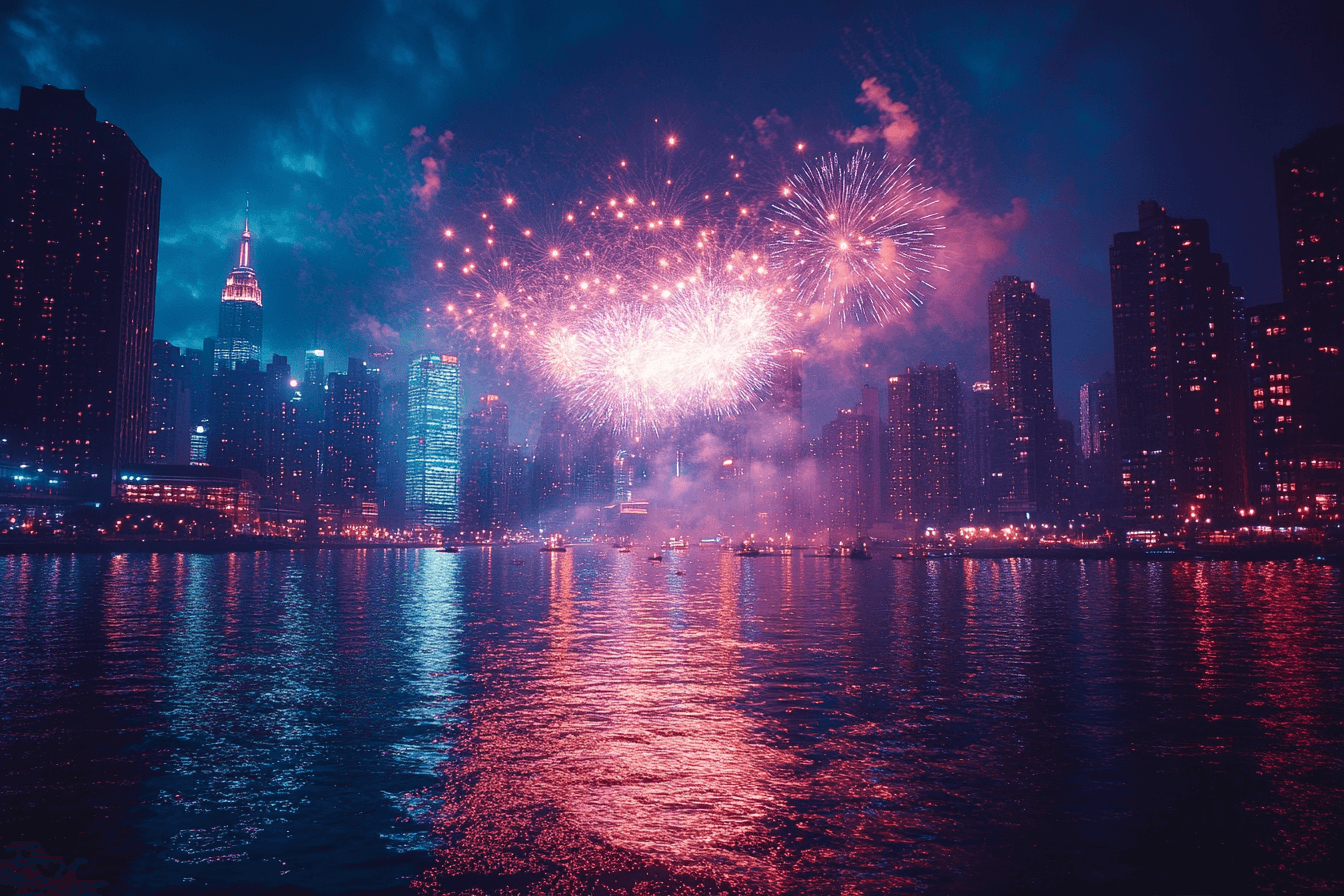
[215, 211, 263, 371]
[572, 424, 615, 507]
[1110, 201, 1249, 526]
[304, 349, 326, 389]
[887, 363, 961, 526]
[148, 341, 193, 465]
[987, 275, 1067, 519]
[378, 374, 408, 530]
[322, 359, 381, 520]
[821, 407, 875, 536]
[534, 402, 576, 525]
[0, 85, 160, 482]
[1079, 373, 1121, 515]
[405, 353, 461, 527]
[184, 342, 214, 463]
[1246, 304, 1298, 516]
[1273, 125, 1344, 518]
[460, 394, 511, 533]
[746, 348, 805, 532]
[959, 382, 1003, 522]
[207, 359, 267, 475]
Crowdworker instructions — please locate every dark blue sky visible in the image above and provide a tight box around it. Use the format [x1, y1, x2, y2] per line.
[3, 0, 1341, 438]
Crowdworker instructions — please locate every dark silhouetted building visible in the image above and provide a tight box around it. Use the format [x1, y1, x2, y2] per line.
[534, 402, 577, 527]
[207, 359, 266, 475]
[959, 381, 1004, 522]
[887, 363, 961, 526]
[1272, 126, 1344, 519]
[1110, 201, 1249, 528]
[148, 340, 192, 465]
[1079, 373, 1121, 516]
[821, 406, 875, 537]
[460, 394, 512, 534]
[0, 85, 160, 484]
[216, 213, 262, 371]
[1246, 304, 1298, 517]
[987, 275, 1069, 520]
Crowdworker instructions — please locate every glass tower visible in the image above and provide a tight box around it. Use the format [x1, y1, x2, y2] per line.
[406, 353, 461, 526]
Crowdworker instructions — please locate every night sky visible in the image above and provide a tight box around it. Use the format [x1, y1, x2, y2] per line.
[3, 0, 1341, 440]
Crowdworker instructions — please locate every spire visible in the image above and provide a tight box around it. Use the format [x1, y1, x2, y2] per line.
[237, 196, 252, 269]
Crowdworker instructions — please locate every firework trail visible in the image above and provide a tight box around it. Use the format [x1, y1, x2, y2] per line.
[432, 140, 940, 434]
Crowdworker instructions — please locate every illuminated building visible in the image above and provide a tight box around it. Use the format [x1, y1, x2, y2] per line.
[746, 348, 805, 531]
[323, 358, 381, 523]
[0, 85, 160, 483]
[115, 464, 261, 530]
[887, 363, 960, 525]
[303, 349, 326, 390]
[1110, 201, 1249, 526]
[405, 353, 460, 527]
[534, 402, 576, 525]
[207, 359, 266, 475]
[1273, 125, 1344, 518]
[987, 275, 1069, 520]
[959, 382, 1004, 522]
[215, 208, 262, 371]
[1247, 304, 1299, 516]
[821, 407, 875, 536]
[148, 340, 192, 464]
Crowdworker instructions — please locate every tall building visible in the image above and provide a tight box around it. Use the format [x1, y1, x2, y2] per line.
[1110, 201, 1249, 527]
[1273, 125, 1344, 519]
[0, 85, 160, 482]
[987, 275, 1066, 519]
[821, 407, 875, 536]
[1246, 303, 1299, 516]
[460, 394, 511, 534]
[534, 402, 577, 526]
[322, 359, 381, 521]
[216, 210, 262, 371]
[207, 359, 267, 475]
[1079, 373, 1121, 516]
[887, 363, 961, 526]
[959, 382, 1004, 522]
[148, 340, 192, 465]
[746, 348, 805, 532]
[405, 353, 461, 527]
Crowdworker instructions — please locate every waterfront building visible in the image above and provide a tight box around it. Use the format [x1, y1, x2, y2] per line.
[1079, 373, 1121, 516]
[1273, 125, 1344, 519]
[405, 353, 461, 527]
[959, 382, 1004, 522]
[207, 359, 267, 476]
[887, 363, 960, 526]
[322, 359, 381, 524]
[460, 394, 512, 534]
[215, 210, 263, 371]
[534, 402, 576, 526]
[1246, 304, 1299, 517]
[0, 85, 160, 483]
[987, 275, 1069, 520]
[1110, 201, 1249, 527]
[148, 341, 193, 465]
[821, 406, 875, 537]
[115, 463, 261, 530]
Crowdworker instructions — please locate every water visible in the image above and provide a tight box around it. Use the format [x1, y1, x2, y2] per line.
[1, 549, 1342, 895]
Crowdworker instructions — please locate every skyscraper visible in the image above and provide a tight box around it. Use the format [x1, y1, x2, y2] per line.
[821, 407, 875, 536]
[148, 340, 192, 465]
[322, 359, 381, 522]
[1110, 201, 1249, 526]
[1273, 125, 1344, 519]
[0, 85, 160, 482]
[405, 353, 461, 527]
[1079, 373, 1120, 516]
[887, 363, 961, 526]
[216, 210, 262, 371]
[460, 394, 511, 534]
[987, 275, 1065, 519]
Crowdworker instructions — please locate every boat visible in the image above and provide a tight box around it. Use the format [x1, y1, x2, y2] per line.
[648, 553, 663, 562]
[664, 536, 690, 550]
[618, 546, 632, 553]
[735, 543, 763, 557]
[437, 545, 461, 553]
[847, 543, 873, 560]
[540, 535, 567, 553]
[675, 569, 685, 576]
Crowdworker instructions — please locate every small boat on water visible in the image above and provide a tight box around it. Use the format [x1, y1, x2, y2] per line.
[437, 545, 461, 553]
[847, 543, 873, 560]
[618, 546, 632, 553]
[735, 543, 763, 557]
[648, 553, 663, 562]
[540, 535, 568, 553]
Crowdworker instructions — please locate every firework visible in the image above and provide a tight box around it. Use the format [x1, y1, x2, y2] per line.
[768, 149, 942, 324]
[432, 139, 941, 434]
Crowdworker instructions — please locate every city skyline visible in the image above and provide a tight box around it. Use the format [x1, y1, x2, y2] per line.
[2, 1, 1339, 439]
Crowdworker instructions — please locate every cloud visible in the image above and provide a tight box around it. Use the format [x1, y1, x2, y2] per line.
[834, 77, 920, 156]
[407, 126, 454, 208]
[752, 109, 792, 148]
[354, 311, 401, 351]
[6, 1, 102, 87]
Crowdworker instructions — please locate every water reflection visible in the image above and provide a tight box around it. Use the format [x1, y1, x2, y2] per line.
[0, 552, 1341, 894]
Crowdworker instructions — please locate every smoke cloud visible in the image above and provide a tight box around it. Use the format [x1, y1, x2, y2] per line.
[833, 77, 920, 156]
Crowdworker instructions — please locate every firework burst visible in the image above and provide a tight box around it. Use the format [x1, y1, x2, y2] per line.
[769, 149, 942, 324]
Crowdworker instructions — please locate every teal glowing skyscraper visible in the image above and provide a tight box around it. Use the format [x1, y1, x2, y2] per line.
[406, 353, 461, 526]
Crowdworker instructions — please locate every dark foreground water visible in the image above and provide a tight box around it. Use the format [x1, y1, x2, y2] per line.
[1, 549, 1342, 895]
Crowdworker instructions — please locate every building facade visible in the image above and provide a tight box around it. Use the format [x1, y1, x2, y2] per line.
[405, 353, 461, 527]
[887, 363, 961, 527]
[215, 213, 263, 371]
[0, 85, 160, 483]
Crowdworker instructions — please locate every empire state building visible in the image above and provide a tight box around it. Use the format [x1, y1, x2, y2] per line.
[216, 211, 262, 370]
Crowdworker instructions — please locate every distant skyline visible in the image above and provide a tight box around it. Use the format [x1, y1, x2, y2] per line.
[3, 0, 1341, 438]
